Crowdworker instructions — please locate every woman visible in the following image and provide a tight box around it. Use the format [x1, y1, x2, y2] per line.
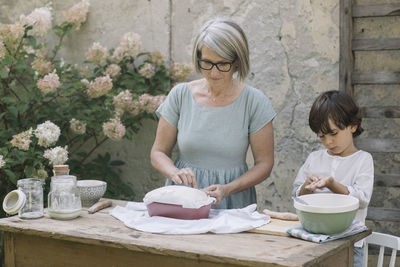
[151, 18, 276, 209]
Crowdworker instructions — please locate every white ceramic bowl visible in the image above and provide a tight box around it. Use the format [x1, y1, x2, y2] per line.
[77, 180, 107, 207]
[293, 193, 359, 235]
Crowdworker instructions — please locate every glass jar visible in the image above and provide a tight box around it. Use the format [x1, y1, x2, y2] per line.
[48, 175, 81, 220]
[17, 178, 44, 219]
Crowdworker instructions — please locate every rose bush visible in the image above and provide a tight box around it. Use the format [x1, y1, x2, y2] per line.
[0, 0, 192, 205]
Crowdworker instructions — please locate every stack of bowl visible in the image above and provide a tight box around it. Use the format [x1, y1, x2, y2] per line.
[293, 193, 359, 235]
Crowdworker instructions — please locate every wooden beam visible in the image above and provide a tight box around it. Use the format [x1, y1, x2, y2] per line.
[355, 138, 400, 152]
[361, 106, 400, 118]
[353, 3, 400, 17]
[374, 173, 400, 187]
[353, 38, 400, 51]
[340, 0, 354, 96]
[367, 207, 400, 221]
[353, 72, 400, 84]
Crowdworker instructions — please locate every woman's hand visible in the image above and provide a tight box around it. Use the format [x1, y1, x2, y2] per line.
[171, 168, 197, 188]
[203, 184, 228, 206]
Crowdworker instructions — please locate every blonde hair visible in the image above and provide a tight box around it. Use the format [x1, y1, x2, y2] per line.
[192, 18, 250, 81]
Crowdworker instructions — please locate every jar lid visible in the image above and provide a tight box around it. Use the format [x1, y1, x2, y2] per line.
[3, 190, 26, 215]
[53, 165, 69, 175]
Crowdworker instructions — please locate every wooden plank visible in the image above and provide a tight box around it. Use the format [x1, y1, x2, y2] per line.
[367, 207, 400, 221]
[352, 72, 400, 84]
[361, 106, 400, 118]
[353, 3, 400, 17]
[354, 138, 400, 152]
[319, 246, 351, 267]
[12, 233, 233, 267]
[353, 38, 400, 51]
[374, 173, 400, 187]
[340, 0, 354, 96]
[3, 232, 15, 267]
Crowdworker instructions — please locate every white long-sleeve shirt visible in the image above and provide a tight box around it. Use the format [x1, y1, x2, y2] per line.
[293, 149, 374, 247]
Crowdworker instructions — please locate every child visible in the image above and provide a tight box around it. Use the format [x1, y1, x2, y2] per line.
[293, 90, 374, 267]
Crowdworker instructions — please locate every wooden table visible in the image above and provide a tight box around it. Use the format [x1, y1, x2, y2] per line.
[0, 199, 370, 267]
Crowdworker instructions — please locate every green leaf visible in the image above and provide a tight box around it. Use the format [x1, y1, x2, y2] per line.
[4, 169, 18, 185]
[25, 36, 37, 48]
[110, 160, 125, 166]
[104, 152, 111, 162]
[0, 69, 8, 79]
[8, 106, 19, 118]
[24, 166, 34, 177]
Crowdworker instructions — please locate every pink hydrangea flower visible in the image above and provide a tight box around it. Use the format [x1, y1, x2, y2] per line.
[32, 57, 54, 76]
[37, 72, 61, 94]
[105, 64, 121, 78]
[87, 75, 113, 98]
[0, 23, 25, 51]
[62, 0, 90, 30]
[102, 117, 126, 141]
[113, 90, 133, 111]
[139, 63, 155, 79]
[86, 42, 108, 65]
[149, 51, 165, 67]
[169, 63, 192, 82]
[111, 32, 142, 62]
[69, 118, 86, 135]
[34, 121, 61, 148]
[0, 155, 5, 169]
[20, 7, 52, 37]
[139, 94, 166, 113]
[44, 146, 68, 166]
[0, 39, 5, 60]
[22, 45, 35, 55]
[11, 128, 32, 151]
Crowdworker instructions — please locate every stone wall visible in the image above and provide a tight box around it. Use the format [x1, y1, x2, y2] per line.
[1, 0, 341, 212]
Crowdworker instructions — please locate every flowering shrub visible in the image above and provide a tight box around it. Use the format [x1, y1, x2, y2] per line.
[0, 1, 192, 202]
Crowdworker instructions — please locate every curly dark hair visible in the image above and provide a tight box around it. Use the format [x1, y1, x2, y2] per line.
[309, 90, 363, 137]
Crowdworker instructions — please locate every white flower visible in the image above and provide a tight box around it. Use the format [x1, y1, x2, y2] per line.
[0, 155, 5, 168]
[62, 0, 90, 30]
[44, 146, 68, 166]
[34, 121, 61, 147]
[20, 7, 52, 37]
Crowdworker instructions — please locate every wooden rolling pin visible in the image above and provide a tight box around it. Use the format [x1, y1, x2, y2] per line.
[263, 208, 299, 221]
[88, 199, 112, 214]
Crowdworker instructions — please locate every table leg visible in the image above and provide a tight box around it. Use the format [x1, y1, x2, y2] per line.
[4, 232, 16, 267]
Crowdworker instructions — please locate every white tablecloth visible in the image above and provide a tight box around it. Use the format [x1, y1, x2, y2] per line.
[110, 202, 270, 234]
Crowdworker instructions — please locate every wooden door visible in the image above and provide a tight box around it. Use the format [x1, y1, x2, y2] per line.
[340, 0, 400, 237]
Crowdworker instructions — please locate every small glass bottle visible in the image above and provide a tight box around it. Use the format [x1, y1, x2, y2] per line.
[17, 178, 44, 219]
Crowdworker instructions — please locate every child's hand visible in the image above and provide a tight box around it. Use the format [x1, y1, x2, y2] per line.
[305, 175, 333, 191]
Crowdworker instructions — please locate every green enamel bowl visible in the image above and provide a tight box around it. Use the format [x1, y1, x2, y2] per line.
[294, 193, 359, 235]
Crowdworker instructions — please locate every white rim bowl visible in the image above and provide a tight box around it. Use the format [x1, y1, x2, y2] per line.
[294, 193, 359, 213]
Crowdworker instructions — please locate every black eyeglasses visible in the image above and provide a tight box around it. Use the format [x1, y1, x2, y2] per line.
[197, 59, 235, 72]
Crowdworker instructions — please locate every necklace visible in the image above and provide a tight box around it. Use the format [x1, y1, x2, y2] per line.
[206, 80, 235, 102]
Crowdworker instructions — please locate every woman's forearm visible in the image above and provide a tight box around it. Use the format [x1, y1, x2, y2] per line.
[225, 160, 273, 196]
[150, 150, 179, 180]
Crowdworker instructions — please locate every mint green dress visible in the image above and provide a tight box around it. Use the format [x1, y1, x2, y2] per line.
[156, 83, 276, 209]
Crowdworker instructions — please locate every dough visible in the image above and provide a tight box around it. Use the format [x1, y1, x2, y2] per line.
[143, 185, 215, 209]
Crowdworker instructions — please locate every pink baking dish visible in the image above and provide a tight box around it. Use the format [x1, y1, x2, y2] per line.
[146, 202, 212, 220]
